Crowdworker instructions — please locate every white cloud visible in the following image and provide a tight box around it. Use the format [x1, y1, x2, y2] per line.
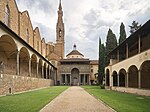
[16, 0, 150, 60]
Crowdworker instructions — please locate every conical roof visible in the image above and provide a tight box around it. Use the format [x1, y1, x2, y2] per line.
[66, 44, 84, 57]
[66, 50, 84, 57]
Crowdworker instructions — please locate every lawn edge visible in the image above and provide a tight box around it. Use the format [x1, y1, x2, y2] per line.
[0, 86, 52, 97]
[82, 87, 117, 112]
[39, 86, 69, 111]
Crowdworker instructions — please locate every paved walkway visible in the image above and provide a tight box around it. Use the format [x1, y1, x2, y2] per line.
[40, 86, 114, 112]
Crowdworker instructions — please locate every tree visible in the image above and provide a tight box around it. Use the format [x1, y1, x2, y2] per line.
[98, 38, 105, 85]
[105, 28, 117, 64]
[129, 21, 141, 34]
[119, 22, 126, 44]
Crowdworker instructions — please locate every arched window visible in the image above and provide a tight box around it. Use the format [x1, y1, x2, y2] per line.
[59, 28, 62, 38]
[26, 29, 29, 43]
[5, 5, 10, 26]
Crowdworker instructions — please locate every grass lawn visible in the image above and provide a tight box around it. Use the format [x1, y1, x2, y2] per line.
[82, 86, 150, 112]
[0, 86, 68, 112]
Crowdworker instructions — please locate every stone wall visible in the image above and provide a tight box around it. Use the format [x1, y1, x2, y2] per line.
[0, 0, 54, 59]
[0, 74, 54, 95]
[19, 11, 34, 47]
[0, 0, 19, 35]
[33, 27, 42, 54]
[111, 87, 150, 96]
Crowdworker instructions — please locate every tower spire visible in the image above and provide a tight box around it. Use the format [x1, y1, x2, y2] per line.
[56, 0, 65, 58]
[59, 0, 62, 10]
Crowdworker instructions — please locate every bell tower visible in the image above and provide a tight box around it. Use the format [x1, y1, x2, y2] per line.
[56, 0, 65, 58]
[56, 0, 64, 42]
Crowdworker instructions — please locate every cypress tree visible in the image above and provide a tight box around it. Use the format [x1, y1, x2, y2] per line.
[98, 38, 101, 85]
[98, 38, 105, 85]
[105, 28, 117, 64]
[119, 22, 126, 44]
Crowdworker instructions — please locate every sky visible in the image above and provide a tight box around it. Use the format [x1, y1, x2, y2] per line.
[16, 0, 150, 60]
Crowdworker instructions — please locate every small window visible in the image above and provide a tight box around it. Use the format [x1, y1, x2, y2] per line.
[91, 69, 93, 73]
[26, 29, 29, 43]
[5, 5, 10, 26]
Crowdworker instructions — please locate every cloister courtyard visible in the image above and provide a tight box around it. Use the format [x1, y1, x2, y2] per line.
[0, 0, 150, 111]
[0, 86, 150, 112]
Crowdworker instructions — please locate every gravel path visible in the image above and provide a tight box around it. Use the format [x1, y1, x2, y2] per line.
[40, 86, 114, 112]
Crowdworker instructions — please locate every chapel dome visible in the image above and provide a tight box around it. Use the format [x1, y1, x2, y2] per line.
[66, 44, 84, 59]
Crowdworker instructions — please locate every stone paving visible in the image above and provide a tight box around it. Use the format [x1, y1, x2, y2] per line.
[40, 86, 114, 112]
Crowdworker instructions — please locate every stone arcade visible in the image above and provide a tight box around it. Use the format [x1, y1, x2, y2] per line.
[105, 20, 150, 96]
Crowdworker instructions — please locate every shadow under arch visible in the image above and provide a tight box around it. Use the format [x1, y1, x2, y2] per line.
[112, 71, 118, 86]
[71, 68, 79, 86]
[128, 65, 138, 88]
[119, 69, 126, 87]
[31, 54, 37, 77]
[105, 69, 110, 86]
[140, 60, 150, 89]
[0, 35, 18, 75]
[19, 47, 30, 76]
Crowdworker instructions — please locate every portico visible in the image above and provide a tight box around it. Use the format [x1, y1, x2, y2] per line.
[59, 45, 91, 86]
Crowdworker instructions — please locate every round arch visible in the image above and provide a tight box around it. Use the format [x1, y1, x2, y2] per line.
[19, 47, 30, 77]
[31, 54, 37, 78]
[38, 59, 43, 78]
[71, 68, 79, 86]
[47, 65, 50, 79]
[0, 35, 18, 75]
[105, 69, 110, 86]
[112, 71, 118, 86]
[128, 65, 138, 88]
[140, 60, 150, 89]
[43, 63, 47, 79]
[119, 69, 126, 87]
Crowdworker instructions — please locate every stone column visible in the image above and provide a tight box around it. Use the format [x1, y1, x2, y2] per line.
[111, 75, 113, 87]
[89, 74, 91, 85]
[117, 74, 120, 87]
[84, 74, 86, 85]
[70, 74, 72, 85]
[42, 66, 44, 78]
[49, 67, 52, 79]
[36, 63, 38, 78]
[138, 70, 141, 88]
[105, 73, 106, 86]
[65, 74, 67, 85]
[49, 68, 51, 79]
[46, 66, 47, 79]
[117, 50, 119, 61]
[79, 74, 81, 86]
[126, 72, 129, 87]
[29, 58, 31, 77]
[138, 35, 141, 54]
[16, 51, 20, 75]
[126, 43, 128, 58]
[60, 74, 62, 85]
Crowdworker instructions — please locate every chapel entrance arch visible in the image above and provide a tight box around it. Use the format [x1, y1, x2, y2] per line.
[71, 68, 79, 86]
